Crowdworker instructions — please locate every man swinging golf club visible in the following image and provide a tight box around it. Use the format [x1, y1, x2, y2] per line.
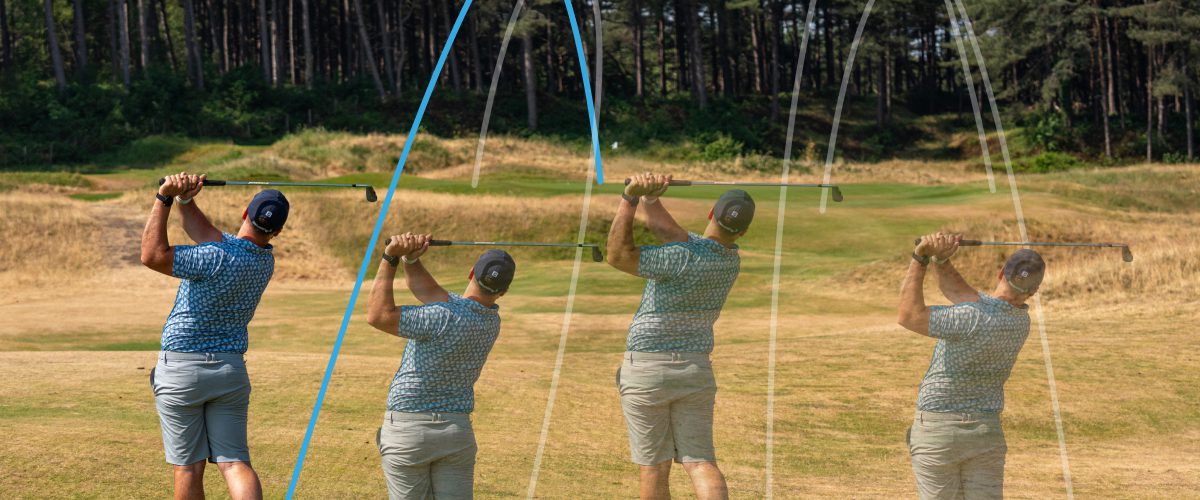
[606, 172, 753, 500]
[366, 232, 516, 499]
[141, 171, 289, 500]
[898, 232, 1046, 499]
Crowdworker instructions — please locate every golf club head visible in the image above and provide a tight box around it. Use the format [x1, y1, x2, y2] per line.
[365, 187, 378, 203]
[831, 186, 844, 202]
[1121, 246, 1134, 262]
[590, 246, 604, 263]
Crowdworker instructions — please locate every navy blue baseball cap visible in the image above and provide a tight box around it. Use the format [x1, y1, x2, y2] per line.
[713, 189, 756, 233]
[472, 250, 516, 294]
[246, 189, 290, 234]
[1003, 249, 1045, 294]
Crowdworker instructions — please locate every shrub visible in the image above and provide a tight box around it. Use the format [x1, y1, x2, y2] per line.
[1014, 151, 1081, 173]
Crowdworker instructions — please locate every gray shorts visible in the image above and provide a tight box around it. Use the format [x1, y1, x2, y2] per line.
[616, 351, 717, 466]
[376, 411, 477, 500]
[151, 351, 252, 466]
[907, 411, 1006, 500]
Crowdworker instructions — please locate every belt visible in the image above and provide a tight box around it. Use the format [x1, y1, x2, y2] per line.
[158, 351, 245, 363]
[385, 411, 470, 423]
[915, 410, 1001, 423]
[624, 351, 710, 362]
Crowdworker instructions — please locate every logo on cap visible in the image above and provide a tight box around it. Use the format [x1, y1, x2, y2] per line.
[490, 270, 499, 278]
[265, 210, 273, 218]
[730, 210, 739, 218]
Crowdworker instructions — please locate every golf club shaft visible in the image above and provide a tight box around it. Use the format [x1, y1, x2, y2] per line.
[622, 178, 836, 188]
[158, 178, 372, 189]
[386, 239, 598, 249]
[911, 238, 1129, 249]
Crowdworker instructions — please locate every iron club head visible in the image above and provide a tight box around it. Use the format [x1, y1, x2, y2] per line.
[1121, 246, 1134, 262]
[364, 186, 378, 203]
[831, 186, 844, 202]
[590, 246, 604, 263]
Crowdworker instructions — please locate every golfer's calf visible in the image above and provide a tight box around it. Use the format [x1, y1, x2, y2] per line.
[897, 232, 1046, 500]
[606, 172, 753, 500]
[141, 172, 289, 500]
[366, 232, 516, 500]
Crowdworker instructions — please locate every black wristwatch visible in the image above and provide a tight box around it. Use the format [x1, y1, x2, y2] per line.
[155, 193, 174, 206]
[621, 193, 640, 206]
[381, 253, 399, 267]
[912, 253, 930, 266]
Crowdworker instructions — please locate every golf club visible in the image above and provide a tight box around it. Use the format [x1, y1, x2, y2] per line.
[159, 178, 378, 203]
[385, 238, 605, 263]
[622, 178, 844, 202]
[912, 237, 1134, 262]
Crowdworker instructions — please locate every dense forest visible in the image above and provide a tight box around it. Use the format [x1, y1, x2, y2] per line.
[0, 0, 1197, 167]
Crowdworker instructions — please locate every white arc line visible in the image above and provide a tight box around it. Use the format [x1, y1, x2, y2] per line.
[592, 0, 603, 114]
[472, 0, 526, 188]
[818, 0, 875, 214]
[953, 0, 1074, 497]
[526, 165, 595, 500]
[765, 1, 817, 498]
[943, 0, 995, 193]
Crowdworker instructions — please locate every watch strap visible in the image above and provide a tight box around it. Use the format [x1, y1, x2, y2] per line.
[912, 253, 930, 266]
[381, 253, 399, 266]
[155, 193, 174, 206]
[621, 193, 640, 206]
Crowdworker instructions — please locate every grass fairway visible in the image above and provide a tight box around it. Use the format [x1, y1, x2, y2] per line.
[1, 135, 1198, 498]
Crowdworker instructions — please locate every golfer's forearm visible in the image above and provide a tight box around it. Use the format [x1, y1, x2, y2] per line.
[402, 261, 449, 304]
[642, 201, 688, 243]
[367, 262, 401, 334]
[178, 202, 222, 244]
[934, 262, 978, 303]
[140, 200, 173, 274]
[606, 199, 640, 274]
[897, 261, 931, 335]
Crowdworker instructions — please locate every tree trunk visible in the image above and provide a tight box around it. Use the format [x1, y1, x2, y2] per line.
[657, 7, 666, 95]
[301, 0, 313, 88]
[0, 0, 10, 71]
[768, 0, 782, 119]
[158, 0, 178, 72]
[45, 0, 68, 90]
[138, 0, 151, 70]
[823, 0, 834, 88]
[258, 0, 272, 81]
[468, 15, 482, 93]
[271, 0, 283, 83]
[351, 0, 386, 99]
[1186, 83, 1194, 161]
[632, 0, 643, 97]
[181, 0, 202, 89]
[375, 0, 396, 90]
[522, 29, 537, 130]
[685, 0, 706, 107]
[438, 0, 461, 91]
[117, 0, 130, 86]
[749, 11, 761, 93]
[1146, 43, 1153, 163]
[673, 0, 687, 91]
[73, 0, 88, 78]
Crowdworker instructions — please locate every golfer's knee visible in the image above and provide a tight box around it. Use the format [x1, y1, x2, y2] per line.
[216, 460, 255, 473]
[174, 461, 206, 475]
[681, 460, 721, 475]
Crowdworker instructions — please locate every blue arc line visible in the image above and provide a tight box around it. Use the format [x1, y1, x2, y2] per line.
[284, 1, 475, 497]
[564, 0, 605, 185]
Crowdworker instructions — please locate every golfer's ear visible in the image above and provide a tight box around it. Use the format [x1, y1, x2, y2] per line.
[707, 208, 714, 220]
[242, 208, 249, 220]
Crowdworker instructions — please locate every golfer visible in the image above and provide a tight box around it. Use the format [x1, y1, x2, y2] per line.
[605, 172, 753, 500]
[141, 172, 289, 500]
[366, 232, 516, 499]
[897, 232, 1045, 499]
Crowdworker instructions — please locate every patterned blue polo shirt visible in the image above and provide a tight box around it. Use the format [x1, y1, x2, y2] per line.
[917, 292, 1031, 413]
[626, 232, 740, 353]
[161, 233, 275, 353]
[387, 292, 501, 413]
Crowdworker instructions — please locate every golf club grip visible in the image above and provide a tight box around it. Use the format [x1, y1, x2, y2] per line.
[621, 178, 692, 186]
[157, 178, 226, 186]
[912, 238, 982, 246]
